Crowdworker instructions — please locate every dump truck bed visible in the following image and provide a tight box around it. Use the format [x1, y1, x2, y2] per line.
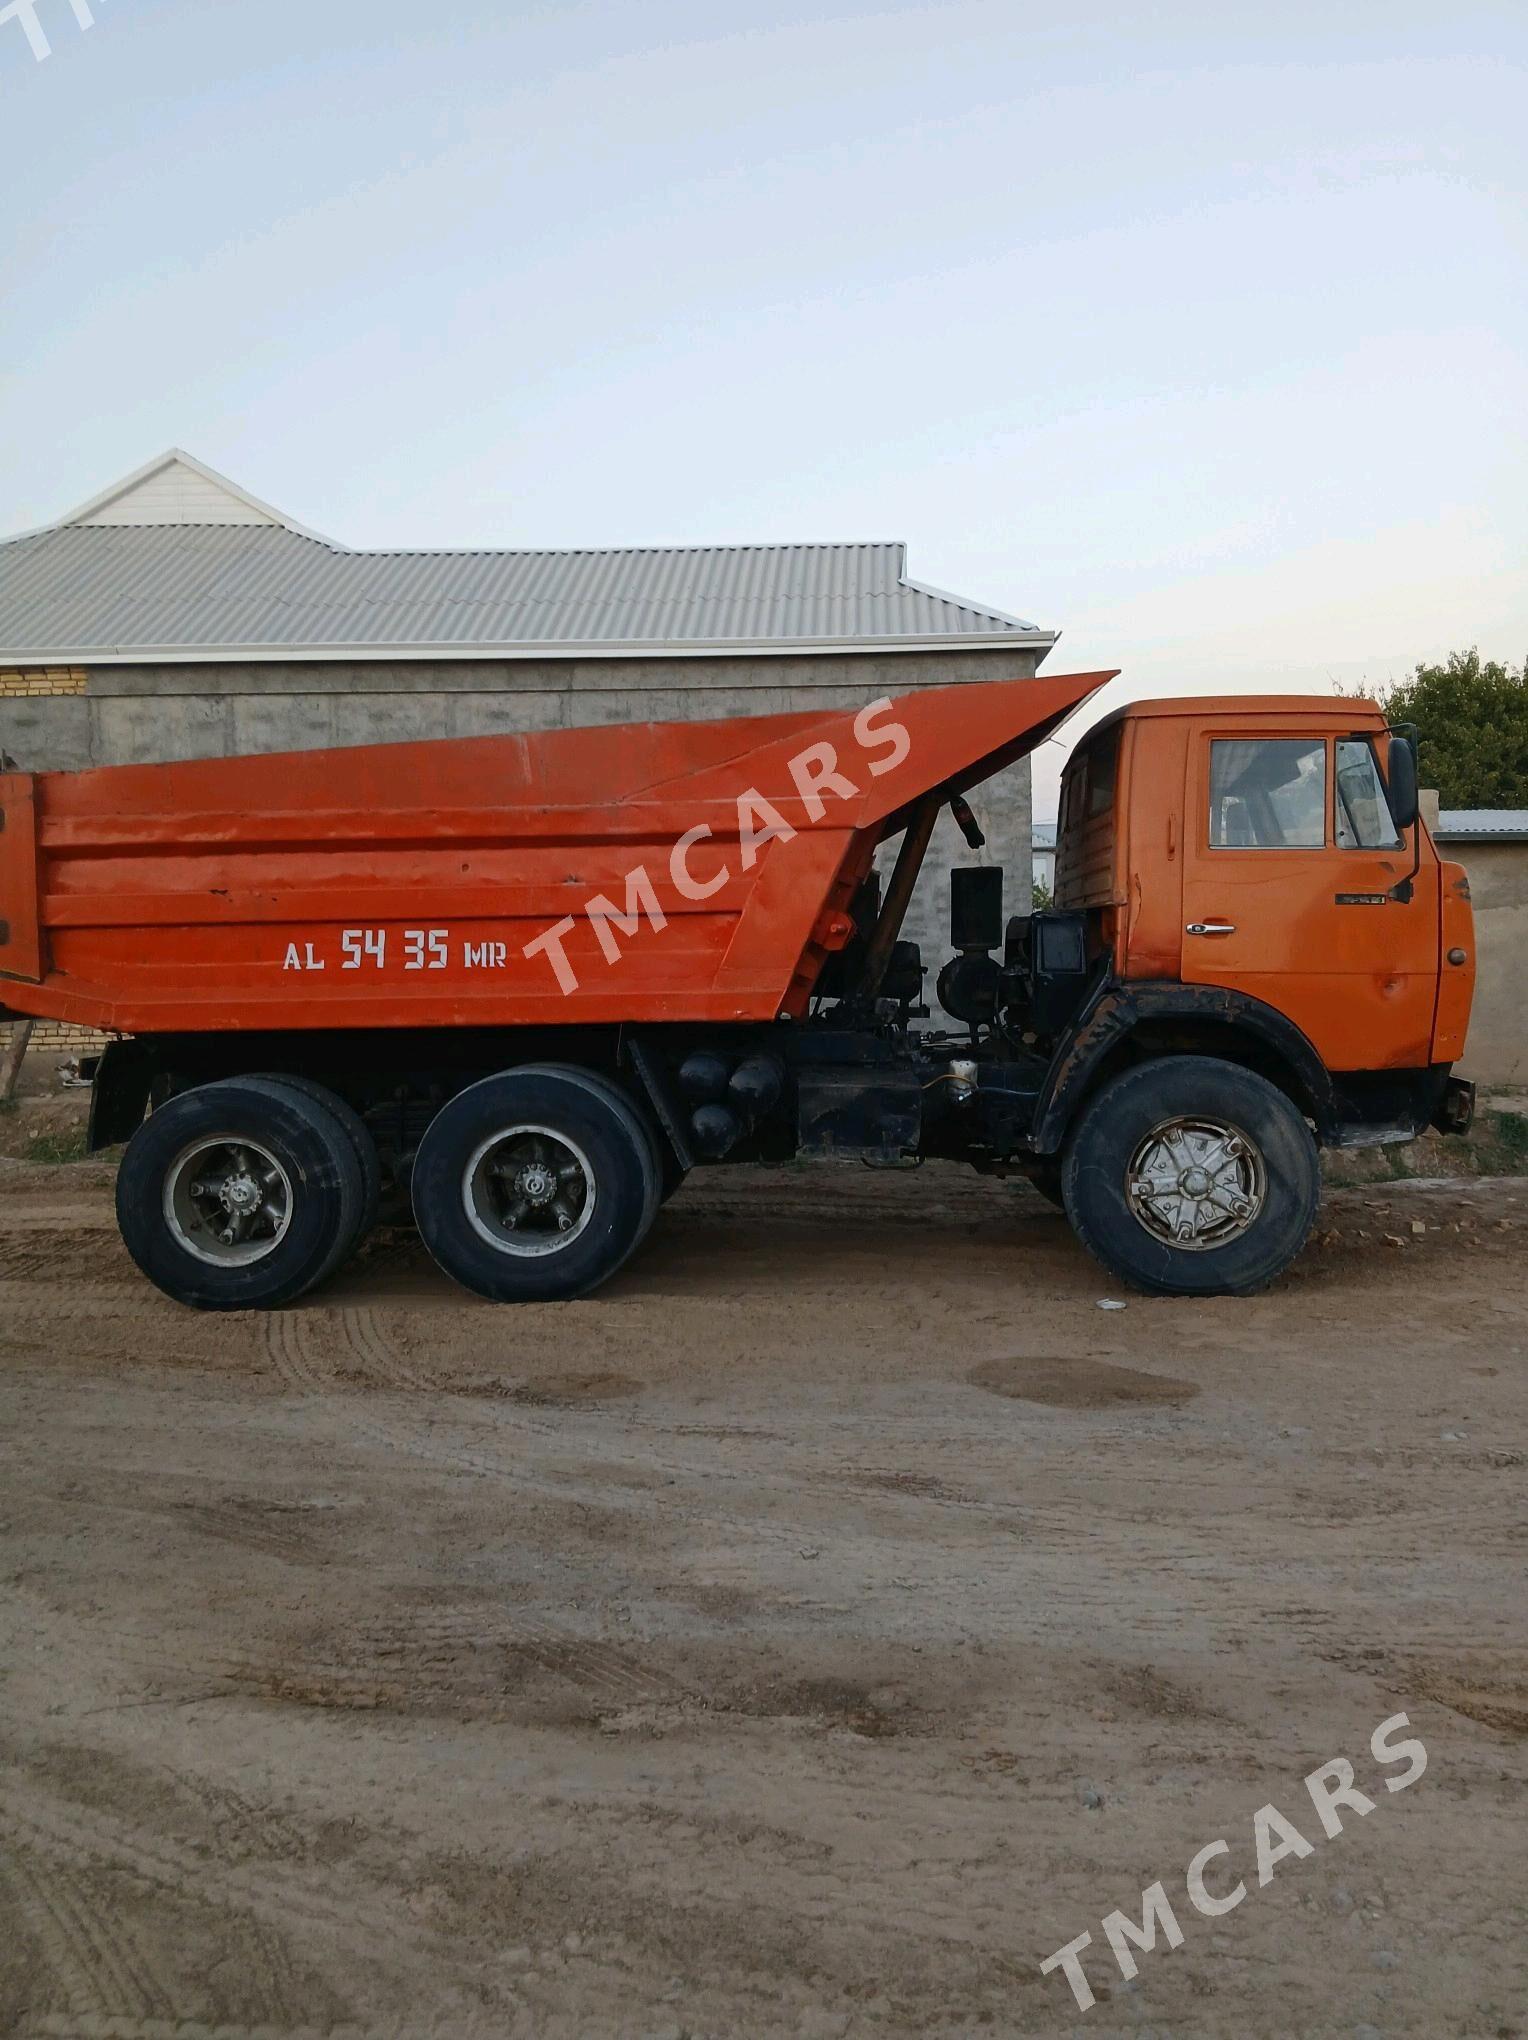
[0, 670, 1108, 1036]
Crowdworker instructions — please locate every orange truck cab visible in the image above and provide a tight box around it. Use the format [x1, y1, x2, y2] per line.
[1047, 694, 1475, 1149]
[0, 673, 1474, 1309]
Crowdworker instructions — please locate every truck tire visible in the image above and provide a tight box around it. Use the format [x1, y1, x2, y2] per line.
[514, 1064, 662, 1241]
[1061, 1055, 1320, 1297]
[251, 1073, 383, 1258]
[410, 1065, 660, 1302]
[115, 1076, 366, 1311]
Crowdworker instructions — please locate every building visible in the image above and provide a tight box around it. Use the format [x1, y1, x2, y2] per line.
[1, 451, 1058, 1046]
[1031, 821, 1057, 899]
[1433, 807, 1528, 1087]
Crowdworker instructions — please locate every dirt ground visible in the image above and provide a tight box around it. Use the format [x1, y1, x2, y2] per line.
[1, 1145, 1525, 2040]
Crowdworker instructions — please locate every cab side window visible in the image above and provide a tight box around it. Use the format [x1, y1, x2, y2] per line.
[1209, 738, 1326, 849]
[1059, 726, 1119, 829]
[1335, 738, 1403, 850]
[1059, 756, 1082, 833]
[1084, 725, 1120, 817]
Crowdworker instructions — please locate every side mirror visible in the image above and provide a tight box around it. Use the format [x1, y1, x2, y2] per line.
[1386, 732, 1419, 833]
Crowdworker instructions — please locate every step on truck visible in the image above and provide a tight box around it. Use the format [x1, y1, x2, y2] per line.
[0, 669, 1476, 1308]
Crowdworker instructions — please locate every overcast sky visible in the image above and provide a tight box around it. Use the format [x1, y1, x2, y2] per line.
[3, 0, 1523, 813]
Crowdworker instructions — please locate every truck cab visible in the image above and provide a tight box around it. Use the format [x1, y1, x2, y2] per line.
[1052, 701, 1468, 1109]
[901, 692, 1476, 1293]
[1054, 697, 1473, 1082]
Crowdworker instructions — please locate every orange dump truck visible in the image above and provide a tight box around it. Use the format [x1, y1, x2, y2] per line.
[0, 670, 1474, 1308]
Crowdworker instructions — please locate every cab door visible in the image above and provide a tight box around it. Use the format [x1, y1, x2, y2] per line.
[1179, 726, 1437, 1071]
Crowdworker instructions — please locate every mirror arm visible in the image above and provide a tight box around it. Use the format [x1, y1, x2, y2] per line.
[1385, 723, 1422, 902]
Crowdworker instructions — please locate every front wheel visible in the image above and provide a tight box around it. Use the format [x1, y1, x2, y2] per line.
[1061, 1055, 1320, 1297]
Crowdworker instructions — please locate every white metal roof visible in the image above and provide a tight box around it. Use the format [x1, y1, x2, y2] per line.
[0, 456, 1053, 666]
[1435, 808, 1528, 842]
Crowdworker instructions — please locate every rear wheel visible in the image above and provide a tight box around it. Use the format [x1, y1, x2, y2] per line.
[527, 1064, 662, 1240]
[411, 1065, 660, 1302]
[116, 1076, 366, 1311]
[250, 1073, 382, 1269]
[1061, 1055, 1320, 1296]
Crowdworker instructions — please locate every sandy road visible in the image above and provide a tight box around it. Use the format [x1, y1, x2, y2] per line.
[0, 1156, 1524, 2038]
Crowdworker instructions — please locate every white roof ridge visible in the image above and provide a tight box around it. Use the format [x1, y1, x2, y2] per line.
[9, 450, 342, 547]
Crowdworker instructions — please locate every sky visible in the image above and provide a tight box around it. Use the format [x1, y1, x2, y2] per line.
[2, 0, 1524, 815]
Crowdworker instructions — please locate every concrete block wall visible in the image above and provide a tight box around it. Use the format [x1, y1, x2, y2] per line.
[1444, 841, 1528, 1087]
[1, 648, 1040, 1019]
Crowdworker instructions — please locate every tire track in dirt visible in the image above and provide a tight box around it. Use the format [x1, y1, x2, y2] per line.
[0, 1284, 161, 1317]
[261, 1305, 1059, 1540]
[0, 1247, 88, 1283]
[179, 1606, 688, 1717]
[1, 1847, 178, 2024]
[359, 1607, 681, 1707]
[2, 1481, 348, 1572]
[192, 1318, 689, 1712]
[261, 1313, 615, 1474]
[157, 1769, 311, 1868]
[336, 1307, 433, 1391]
[251, 1308, 1319, 1690]
[6, 1576, 679, 1727]
[15, 1750, 332, 2031]
[262, 1314, 323, 1393]
[167, 1498, 346, 1569]
[0, 1788, 433, 1975]
[0, 1229, 128, 1285]
[22, 2020, 470, 2040]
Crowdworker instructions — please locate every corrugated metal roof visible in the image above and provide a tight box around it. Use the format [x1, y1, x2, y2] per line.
[0, 525, 1050, 663]
[1032, 822, 1058, 848]
[1435, 808, 1528, 842]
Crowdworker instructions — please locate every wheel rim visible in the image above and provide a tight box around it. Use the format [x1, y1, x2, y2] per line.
[462, 1124, 596, 1258]
[1125, 1115, 1266, 1251]
[164, 1135, 294, 1267]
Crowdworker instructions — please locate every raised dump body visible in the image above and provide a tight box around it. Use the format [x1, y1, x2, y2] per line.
[0, 671, 1475, 1313]
[0, 669, 1105, 1035]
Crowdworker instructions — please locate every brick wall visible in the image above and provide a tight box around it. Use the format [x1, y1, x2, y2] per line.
[0, 668, 88, 697]
[1, 1020, 108, 1055]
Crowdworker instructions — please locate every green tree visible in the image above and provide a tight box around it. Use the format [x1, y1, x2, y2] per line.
[1379, 648, 1528, 808]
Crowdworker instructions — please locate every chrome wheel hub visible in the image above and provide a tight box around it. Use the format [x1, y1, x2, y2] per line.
[516, 1160, 558, 1204]
[463, 1125, 596, 1258]
[1126, 1116, 1266, 1251]
[165, 1137, 293, 1267]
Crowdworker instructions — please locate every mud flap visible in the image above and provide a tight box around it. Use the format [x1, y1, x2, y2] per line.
[88, 1038, 155, 1152]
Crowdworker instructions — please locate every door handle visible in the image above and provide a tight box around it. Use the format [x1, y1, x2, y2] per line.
[1186, 921, 1237, 937]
